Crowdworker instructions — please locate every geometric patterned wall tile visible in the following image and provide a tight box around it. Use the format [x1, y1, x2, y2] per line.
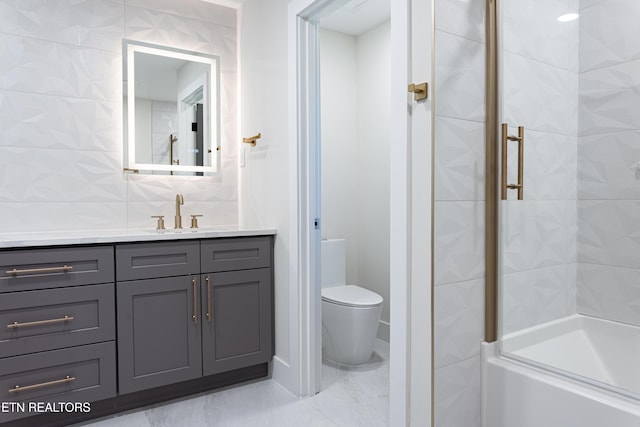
[0, 0, 238, 234]
[435, 30, 485, 122]
[516, 129, 577, 201]
[577, 262, 640, 326]
[503, 0, 579, 71]
[125, 0, 236, 28]
[579, 58, 640, 137]
[501, 200, 570, 274]
[503, 51, 576, 136]
[125, 5, 237, 62]
[579, 0, 640, 72]
[126, 200, 238, 230]
[0, 202, 127, 233]
[502, 264, 576, 335]
[0, 0, 124, 52]
[435, 0, 485, 44]
[126, 172, 238, 204]
[434, 278, 484, 368]
[0, 34, 120, 101]
[434, 116, 485, 201]
[577, 199, 640, 269]
[434, 356, 482, 427]
[0, 147, 126, 202]
[0, 90, 120, 152]
[578, 131, 640, 200]
[434, 201, 485, 285]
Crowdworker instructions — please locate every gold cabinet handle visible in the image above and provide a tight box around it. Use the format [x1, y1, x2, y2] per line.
[5, 265, 73, 276]
[7, 315, 74, 329]
[501, 124, 525, 200]
[206, 276, 212, 322]
[9, 375, 75, 393]
[192, 277, 198, 324]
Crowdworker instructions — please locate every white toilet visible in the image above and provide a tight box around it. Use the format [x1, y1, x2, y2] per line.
[321, 239, 383, 366]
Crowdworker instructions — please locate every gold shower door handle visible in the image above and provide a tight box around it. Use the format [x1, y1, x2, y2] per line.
[501, 124, 525, 200]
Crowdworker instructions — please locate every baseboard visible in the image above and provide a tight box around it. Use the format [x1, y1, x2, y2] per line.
[377, 319, 390, 343]
[271, 355, 299, 397]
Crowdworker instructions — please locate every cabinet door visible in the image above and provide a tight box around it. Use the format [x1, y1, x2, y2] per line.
[117, 276, 202, 394]
[201, 268, 272, 376]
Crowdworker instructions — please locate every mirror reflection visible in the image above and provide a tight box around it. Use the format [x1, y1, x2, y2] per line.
[123, 40, 220, 175]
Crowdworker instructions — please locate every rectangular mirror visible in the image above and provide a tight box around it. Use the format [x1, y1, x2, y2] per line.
[123, 40, 220, 175]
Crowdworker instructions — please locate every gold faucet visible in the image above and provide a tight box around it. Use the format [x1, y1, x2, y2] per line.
[175, 193, 184, 229]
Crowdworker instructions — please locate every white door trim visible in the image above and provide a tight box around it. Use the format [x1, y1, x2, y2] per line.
[287, 1, 432, 425]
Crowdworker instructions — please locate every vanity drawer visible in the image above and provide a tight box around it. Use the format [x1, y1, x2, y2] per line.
[116, 240, 199, 281]
[0, 246, 114, 293]
[0, 284, 115, 358]
[0, 341, 116, 423]
[201, 236, 272, 273]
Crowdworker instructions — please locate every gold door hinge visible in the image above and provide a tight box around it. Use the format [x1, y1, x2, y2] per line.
[408, 82, 428, 101]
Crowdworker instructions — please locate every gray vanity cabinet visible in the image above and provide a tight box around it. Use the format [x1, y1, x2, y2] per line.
[201, 268, 272, 375]
[116, 241, 201, 395]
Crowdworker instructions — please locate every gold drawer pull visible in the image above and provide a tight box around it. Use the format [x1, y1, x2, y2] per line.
[7, 315, 74, 329]
[5, 265, 74, 276]
[9, 375, 75, 393]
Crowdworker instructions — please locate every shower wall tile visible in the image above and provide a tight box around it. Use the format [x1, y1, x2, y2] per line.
[578, 199, 640, 270]
[0, 0, 124, 52]
[516, 130, 577, 201]
[434, 0, 485, 44]
[0, 34, 121, 101]
[434, 201, 485, 285]
[579, 58, 640, 136]
[577, 263, 640, 326]
[502, 264, 576, 335]
[502, 200, 571, 275]
[434, 116, 485, 201]
[578, 131, 640, 200]
[579, 0, 640, 72]
[0, 90, 120, 152]
[434, 356, 482, 427]
[434, 31, 485, 122]
[503, 51, 575, 136]
[434, 278, 484, 368]
[503, 0, 579, 71]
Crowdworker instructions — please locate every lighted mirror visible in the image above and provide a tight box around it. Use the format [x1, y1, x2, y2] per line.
[123, 40, 220, 175]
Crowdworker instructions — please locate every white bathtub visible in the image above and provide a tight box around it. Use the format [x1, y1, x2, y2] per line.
[482, 314, 640, 427]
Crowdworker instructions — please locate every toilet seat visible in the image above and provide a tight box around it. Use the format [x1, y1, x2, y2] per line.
[321, 285, 383, 308]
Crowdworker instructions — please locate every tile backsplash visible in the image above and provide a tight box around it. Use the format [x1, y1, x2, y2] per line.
[0, 0, 238, 233]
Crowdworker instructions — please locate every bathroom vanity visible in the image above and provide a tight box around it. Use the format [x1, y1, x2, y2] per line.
[0, 228, 275, 426]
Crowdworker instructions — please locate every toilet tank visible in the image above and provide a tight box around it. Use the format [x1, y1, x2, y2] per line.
[321, 239, 346, 288]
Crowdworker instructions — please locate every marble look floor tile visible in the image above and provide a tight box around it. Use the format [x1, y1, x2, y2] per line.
[79, 342, 390, 427]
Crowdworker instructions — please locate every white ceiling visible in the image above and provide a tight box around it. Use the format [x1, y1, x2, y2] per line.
[319, 0, 390, 36]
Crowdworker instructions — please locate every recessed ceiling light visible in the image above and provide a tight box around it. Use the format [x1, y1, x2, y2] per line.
[557, 13, 579, 22]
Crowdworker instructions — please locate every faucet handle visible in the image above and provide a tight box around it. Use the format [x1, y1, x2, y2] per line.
[190, 214, 203, 229]
[151, 215, 165, 231]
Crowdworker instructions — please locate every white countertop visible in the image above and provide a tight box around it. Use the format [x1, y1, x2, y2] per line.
[0, 226, 277, 248]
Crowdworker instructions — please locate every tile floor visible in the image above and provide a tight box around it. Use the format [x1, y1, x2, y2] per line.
[79, 341, 389, 427]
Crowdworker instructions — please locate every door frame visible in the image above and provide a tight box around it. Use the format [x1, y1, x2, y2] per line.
[288, 0, 433, 425]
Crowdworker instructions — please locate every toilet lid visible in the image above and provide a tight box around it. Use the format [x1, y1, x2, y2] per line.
[321, 285, 383, 307]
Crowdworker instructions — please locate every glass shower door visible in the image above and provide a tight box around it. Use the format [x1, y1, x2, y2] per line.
[497, 0, 640, 399]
